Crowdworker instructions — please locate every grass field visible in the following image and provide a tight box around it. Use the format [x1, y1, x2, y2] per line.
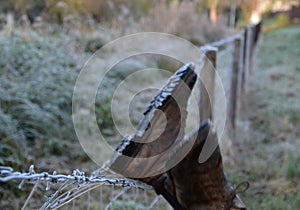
[229, 26, 300, 209]
[1, 23, 299, 209]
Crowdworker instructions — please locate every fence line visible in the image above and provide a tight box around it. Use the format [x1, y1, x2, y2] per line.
[199, 21, 262, 132]
[0, 21, 262, 209]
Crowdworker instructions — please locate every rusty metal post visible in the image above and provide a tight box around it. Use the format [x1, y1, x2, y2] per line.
[199, 46, 218, 123]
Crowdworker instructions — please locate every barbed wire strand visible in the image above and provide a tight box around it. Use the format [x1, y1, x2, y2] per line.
[146, 195, 163, 210]
[110, 184, 115, 210]
[217, 44, 234, 57]
[144, 189, 150, 205]
[0, 165, 153, 210]
[21, 178, 40, 210]
[40, 180, 76, 210]
[49, 183, 102, 210]
[87, 190, 91, 210]
[0, 165, 150, 190]
[104, 187, 129, 210]
[44, 178, 151, 210]
[122, 188, 127, 210]
[100, 184, 104, 209]
[49, 183, 95, 209]
[134, 187, 139, 210]
[72, 197, 75, 210]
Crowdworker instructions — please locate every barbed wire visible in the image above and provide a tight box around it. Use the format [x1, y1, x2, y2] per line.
[0, 165, 149, 189]
[0, 165, 154, 210]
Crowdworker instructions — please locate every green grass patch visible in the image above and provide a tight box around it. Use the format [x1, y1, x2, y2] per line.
[0, 29, 84, 168]
[258, 27, 300, 70]
[232, 26, 300, 209]
[286, 152, 300, 181]
[262, 14, 291, 33]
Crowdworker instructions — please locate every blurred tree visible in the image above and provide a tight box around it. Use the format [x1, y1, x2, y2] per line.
[194, 0, 219, 24]
[82, 0, 154, 22]
[228, 0, 238, 27]
[0, 0, 14, 13]
[46, 0, 69, 23]
[66, 0, 85, 13]
[26, 0, 45, 24]
[208, 0, 219, 24]
[217, 0, 239, 27]
[14, 0, 32, 14]
[46, 0, 87, 23]
[240, 0, 260, 23]
[118, 0, 153, 19]
[83, 0, 112, 22]
[0, 0, 45, 24]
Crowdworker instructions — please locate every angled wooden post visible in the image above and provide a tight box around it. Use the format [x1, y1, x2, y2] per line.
[199, 46, 218, 123]
[169, 121, 247, 209]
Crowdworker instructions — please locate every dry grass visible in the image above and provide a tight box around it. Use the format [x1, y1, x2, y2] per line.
[111, 0, 233, 45]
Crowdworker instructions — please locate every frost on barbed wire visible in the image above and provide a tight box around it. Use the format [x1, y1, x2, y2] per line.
[0, 165, 148, 188]
[0, 165, 153, 210]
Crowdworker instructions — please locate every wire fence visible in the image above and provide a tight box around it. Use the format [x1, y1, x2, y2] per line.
[200, 22, 262, 133]
[0, 21, 262, 210]
[0, 165, 166, 210]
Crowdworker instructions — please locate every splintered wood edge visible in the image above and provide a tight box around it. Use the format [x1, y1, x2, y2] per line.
[110, 63, 197, 175]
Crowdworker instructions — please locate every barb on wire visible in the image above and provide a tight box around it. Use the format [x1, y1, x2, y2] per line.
[1, 165, 153, 209]
[0, 165, 150, 190]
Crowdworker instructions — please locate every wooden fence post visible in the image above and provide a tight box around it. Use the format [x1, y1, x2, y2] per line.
[241, 28, 247, 94]
[199, 46, 218, 123]
[249, 21, 263, 74]
[5, 13, 14, 36]
[229, 37, 242, 128]
[249, 24, 256, 73]
[253, 21, 262, 46]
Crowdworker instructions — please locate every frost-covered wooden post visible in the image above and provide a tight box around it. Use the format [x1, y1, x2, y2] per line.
[229, 37, 242, 128]
[248, 24, 257, 73]
[249, 21, 262, 73]
[199, 46, 217, 123]
[241, 28, 249, 94]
